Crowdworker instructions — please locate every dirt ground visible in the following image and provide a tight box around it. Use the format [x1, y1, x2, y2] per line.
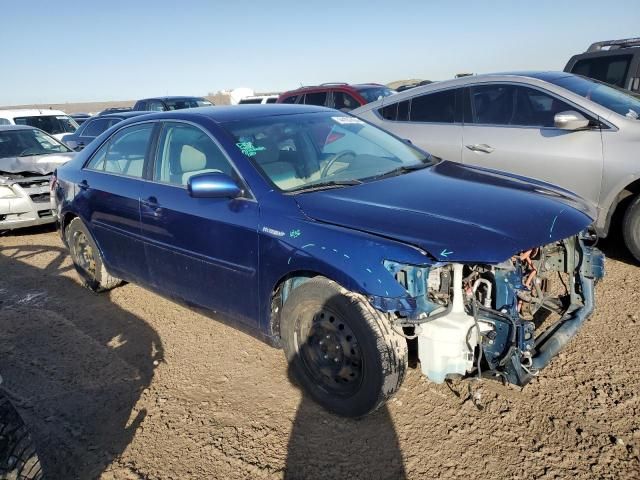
[0, 227, 638, 480]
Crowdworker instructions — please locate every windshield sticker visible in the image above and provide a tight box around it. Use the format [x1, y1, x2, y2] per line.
[332, 116, 364, 125]
[236, 141, 266, 157]
[262, 226, 285, 237]
[289, 229, 301, 239]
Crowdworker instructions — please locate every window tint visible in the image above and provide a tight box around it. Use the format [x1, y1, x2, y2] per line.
[281, 95, 298, 104]
[14, 115, 78, 134]
[303, 92, 328, 106]
[147, 100, 165, 112]
[86, 123, 153, 178]
[154, 122, 233, 186]
[333, 91, 360, 111]
[571, 54, 632, 88]
[379, 100, 410, 121]
[469, 85, 575, 127]
[82, 118, 115, 138]
[409, 89, 456, 123]
[266, 97, 278, 104]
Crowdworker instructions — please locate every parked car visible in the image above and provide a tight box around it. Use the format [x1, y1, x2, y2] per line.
[97, 107, 133, 116]
[133, 96, 213, 112]
[70, 113, 92, 125]
[565, 38, 640, 94]
[0, 125, 74, 230]
[353, 71, 640, 261]
[52, 105, 603, 417]
[277, 83, 395, 111]
[0, 109, 78, 140]
[61, 111, 149, 151]
[238, 95, 279, 105]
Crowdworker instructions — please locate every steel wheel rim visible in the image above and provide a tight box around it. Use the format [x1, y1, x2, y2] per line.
[298, 307, 364, 396]
[71, 231, 96, 279]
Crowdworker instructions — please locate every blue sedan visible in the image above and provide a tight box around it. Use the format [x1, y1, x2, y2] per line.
[53, 105, 604, 417]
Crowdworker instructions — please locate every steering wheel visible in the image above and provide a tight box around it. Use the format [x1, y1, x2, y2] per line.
[320, 150, 356, 178]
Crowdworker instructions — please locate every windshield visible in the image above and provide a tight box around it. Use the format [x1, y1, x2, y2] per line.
[14, 115, 79, 134]
[551, 75, 640, 119]
[165, 98, 212, 110]
[357, 86, 395, 104]
[224, 112, 432, 192]
[0, 128, 71, 159]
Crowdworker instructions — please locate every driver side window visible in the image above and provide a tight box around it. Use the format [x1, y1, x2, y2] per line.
[153, 122, 234, 186]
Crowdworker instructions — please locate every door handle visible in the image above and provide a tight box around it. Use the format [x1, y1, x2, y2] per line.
[78, 180, 89, 190]
[465, 143, 494, 154]
[141, 196, 163, 216]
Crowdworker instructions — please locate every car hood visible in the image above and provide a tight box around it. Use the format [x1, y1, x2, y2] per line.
[0, 152, 75, 176]
[293, 161, 596, 263]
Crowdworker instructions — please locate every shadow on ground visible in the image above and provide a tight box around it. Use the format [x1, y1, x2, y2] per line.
[0, 243, 163, 479]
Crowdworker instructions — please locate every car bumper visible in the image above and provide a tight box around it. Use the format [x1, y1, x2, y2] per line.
[0, 176, 55, 231]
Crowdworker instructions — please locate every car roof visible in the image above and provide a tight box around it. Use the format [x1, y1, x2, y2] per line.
[0, 124, 39, 132]
[138, 96, 207, 101]
[120, 104, 332, 124]
[93, 111, 150, 120]
[0, 109, 70, 118]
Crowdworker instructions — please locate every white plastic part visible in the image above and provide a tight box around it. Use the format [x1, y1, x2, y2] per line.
[418, 263, 478, 383]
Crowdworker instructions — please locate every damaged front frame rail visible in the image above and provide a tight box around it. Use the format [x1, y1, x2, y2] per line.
[375, 234, 605, 387]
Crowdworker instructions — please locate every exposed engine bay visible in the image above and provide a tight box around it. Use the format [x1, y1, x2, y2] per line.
[384, 234, 605, 386]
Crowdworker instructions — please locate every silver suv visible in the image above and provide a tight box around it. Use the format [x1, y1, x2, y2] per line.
[353, 72, 640, 261]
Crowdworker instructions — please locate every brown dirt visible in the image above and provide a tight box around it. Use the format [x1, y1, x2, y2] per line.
[0, 227, 638, 479]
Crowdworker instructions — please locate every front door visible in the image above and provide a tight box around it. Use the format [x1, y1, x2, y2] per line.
[139, 121, 260, 325]
[461, 83, 604, 204]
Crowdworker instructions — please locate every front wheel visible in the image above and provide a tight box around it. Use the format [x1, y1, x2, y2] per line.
[0, 394, 43, 480]
[281, 277, 407, 417]
[65, 217, 122, 292]
[623, 195, 640, 263]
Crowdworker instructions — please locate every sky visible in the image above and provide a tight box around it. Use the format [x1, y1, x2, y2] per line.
[3, 0, 640, 105]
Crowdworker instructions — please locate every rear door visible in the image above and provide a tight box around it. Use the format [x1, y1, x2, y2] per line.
[139, 121, 260, 325]
[461, 83, 604, 204]
[375, 88, 463, 162]
[80, 121, 157, 282]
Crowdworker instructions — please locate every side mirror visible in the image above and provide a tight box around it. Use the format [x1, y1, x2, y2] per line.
[554, 110, 590, 130]
[187, 172, 242, 199]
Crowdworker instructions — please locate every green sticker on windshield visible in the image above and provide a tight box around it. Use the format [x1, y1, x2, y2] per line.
[236, 141, 266, 157]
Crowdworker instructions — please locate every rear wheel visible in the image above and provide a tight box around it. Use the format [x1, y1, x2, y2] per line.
[623, 195, 640, 262]
[65, 217, 121, 292]
[281, 277, 407, 417]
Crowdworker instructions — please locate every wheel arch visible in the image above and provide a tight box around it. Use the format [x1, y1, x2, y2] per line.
[601, 177, 640, 237]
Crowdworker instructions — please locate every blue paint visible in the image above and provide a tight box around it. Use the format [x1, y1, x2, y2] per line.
[54, 104, 597, 344]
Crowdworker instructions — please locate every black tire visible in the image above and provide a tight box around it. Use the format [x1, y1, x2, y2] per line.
[0, 394, 43, 480]
[65, 217, 121, 292]
[281, 277, 407, 418]
[623, 195, 640, 263]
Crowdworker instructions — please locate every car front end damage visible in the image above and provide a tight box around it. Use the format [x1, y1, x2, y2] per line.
[0, 173, 56, 230]
[377, 233, 604, 386]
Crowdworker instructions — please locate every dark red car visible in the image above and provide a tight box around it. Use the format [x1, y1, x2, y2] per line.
[276, 83, 395, 111]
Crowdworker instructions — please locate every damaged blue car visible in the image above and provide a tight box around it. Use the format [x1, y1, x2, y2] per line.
[52, 105, 604, 417]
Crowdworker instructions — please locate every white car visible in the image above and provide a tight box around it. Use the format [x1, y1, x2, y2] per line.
[238, 95, 279, 104]
[0, 109, 79, 140]
[0, 125, 74, 230]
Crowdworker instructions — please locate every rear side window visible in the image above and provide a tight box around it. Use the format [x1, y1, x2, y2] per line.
[266, 97, 278, 104]
[280, 95, 299, 104]
[86, 123, 153, 178]
[379, 100, 410, 121]
[154, 122, 233, 186]
[333, 91, 360, 111]
[571, 54, 632, 88]
[409, 89, 457, 123]
[0, 119, 10, 126]
[82, 118, 116, 138]
[303, 92, 328, 106]
[14, 115, 78, 134]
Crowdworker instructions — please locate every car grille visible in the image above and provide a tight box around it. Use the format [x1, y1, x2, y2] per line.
[12, 175, 51, 204]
